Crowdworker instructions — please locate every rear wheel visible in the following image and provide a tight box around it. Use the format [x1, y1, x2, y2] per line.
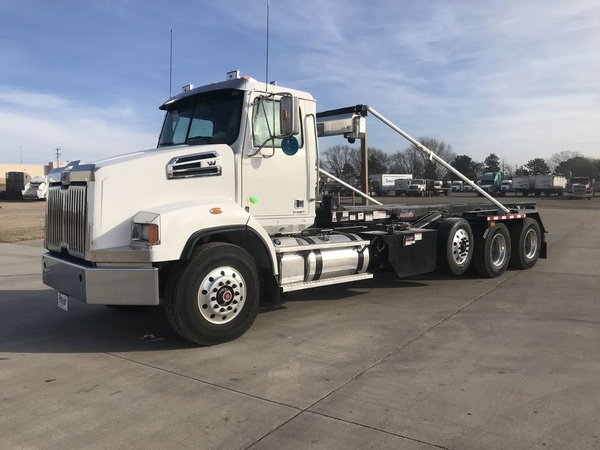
[165, 242, 260, 346]
[509, 218, 541, 269]
[472, 223, 511, 278]
[437, 218, 473, 275]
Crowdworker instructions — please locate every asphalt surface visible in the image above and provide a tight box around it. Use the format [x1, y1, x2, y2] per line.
[1, 196, 599, 449]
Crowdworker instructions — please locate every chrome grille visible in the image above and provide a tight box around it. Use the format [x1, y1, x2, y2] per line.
[572, 185, 586, 194]
[45, 185, 87, 259]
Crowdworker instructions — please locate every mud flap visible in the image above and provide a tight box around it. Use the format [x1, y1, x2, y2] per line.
[382, 229, 437, 278]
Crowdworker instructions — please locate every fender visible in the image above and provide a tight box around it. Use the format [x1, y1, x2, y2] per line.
[134, 198, 279, 274]
[135, 198, 249, 262]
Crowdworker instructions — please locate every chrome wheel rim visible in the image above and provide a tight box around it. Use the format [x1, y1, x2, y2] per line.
[451, 228, 470, 265]
[197, 266, 246, 324]
[490, 233, 507, 268]
[524, 228, 538, 259]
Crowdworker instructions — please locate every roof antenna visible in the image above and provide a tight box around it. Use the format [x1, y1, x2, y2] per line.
[169, 29, 173, 98]
[265, 0, 270, 90]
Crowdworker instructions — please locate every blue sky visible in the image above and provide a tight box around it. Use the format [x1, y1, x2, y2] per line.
[1, 0, 599, 168]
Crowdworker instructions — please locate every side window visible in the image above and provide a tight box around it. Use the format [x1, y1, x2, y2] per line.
[253, 98, 282, 147]
[252, 97, 303, 149]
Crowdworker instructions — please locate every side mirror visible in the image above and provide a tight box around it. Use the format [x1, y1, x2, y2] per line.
[280, 95, 300, 137]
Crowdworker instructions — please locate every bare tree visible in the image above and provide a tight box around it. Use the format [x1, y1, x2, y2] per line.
[401, 137, 456, 179]
[388, 151, 411, 173]
[321, 145, 357, 178]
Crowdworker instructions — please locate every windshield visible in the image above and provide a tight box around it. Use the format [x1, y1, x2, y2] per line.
[410, 180, 425, 185]
[571, 177, 588, 184]
[158, 89, 244, 147]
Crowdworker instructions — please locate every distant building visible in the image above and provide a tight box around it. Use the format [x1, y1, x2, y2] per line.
[0, 162, 68, 190]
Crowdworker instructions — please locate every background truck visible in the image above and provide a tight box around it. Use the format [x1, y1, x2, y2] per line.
[478, 172, 503, 196]
[41, 71, 547, 346]
[369, 174, 412, 196]
[433, 180, 452, 196]
[451, 180, 464, 192]
[501, 179, 513, 194]
[393, 178, 412, 196]
[567, 176, 595, 200]
[406, 179, 436, 196]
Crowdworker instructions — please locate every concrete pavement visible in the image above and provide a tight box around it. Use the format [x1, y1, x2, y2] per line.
[0, 205, 598, 449]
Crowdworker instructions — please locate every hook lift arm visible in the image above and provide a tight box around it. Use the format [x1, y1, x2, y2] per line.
[316, 104, 511, 214]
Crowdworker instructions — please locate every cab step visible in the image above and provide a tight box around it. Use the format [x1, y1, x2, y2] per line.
[280, 272, 373, 293]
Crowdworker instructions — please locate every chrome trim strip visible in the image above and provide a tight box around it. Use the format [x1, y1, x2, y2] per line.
[166, 151, 222, 179]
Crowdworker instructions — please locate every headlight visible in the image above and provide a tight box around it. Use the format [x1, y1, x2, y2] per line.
[132, 212, 160, 245]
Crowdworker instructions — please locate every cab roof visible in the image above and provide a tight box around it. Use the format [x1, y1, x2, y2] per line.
[159, 74, 314, 110]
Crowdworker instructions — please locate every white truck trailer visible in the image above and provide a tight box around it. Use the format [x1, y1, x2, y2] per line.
[513, 175, 567, 196]
[42, 72, 548, 345]
[369, 174, 412, 196]
[533, 175, 567, 196]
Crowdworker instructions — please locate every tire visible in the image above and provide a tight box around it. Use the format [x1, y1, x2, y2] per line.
[437, 218, 473, 275]
[165, 242, 260, 346]
[509, 218, 541, 270]
[472, 223, 511, 278]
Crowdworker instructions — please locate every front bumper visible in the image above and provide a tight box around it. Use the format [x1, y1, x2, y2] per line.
[42, 253, 160, 305]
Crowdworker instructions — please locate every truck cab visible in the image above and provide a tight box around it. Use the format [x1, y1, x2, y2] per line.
[501, 179, 513, 194]
[406, 179, 435, 196]
[451, 180, 463, 192]
[478, 172, 503, 196]
[568, 176, 595, 199]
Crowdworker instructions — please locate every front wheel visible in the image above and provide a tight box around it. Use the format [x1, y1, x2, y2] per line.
[165, 242, 260, 346]
[509, 218, 541, 269]
[472, 223, 511, 278]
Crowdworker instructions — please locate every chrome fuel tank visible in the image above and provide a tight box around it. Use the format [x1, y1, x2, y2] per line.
[273, 233, 370, 287]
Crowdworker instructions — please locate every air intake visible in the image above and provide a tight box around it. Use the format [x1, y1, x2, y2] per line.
[166, 151, 222, 179]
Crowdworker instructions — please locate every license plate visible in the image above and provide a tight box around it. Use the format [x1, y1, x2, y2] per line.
[58, 292, 69, 311]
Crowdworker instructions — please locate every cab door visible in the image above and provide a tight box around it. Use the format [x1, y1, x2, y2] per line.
[240, 94, 316, 233]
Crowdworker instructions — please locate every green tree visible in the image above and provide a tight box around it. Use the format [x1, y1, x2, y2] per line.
[556, 156, 596, 179]
[367, 147, 389, 175]
[483, 153, 501, 172]
[547, 150, 583, 172]
[514, 165, 529, 176]
[450, 155, 479, 181]
[524, 158, 550, 175]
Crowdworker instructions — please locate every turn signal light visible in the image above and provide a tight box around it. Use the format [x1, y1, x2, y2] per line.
[147, 224, 160, 244]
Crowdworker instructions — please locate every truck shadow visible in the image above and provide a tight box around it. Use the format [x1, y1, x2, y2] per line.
[0, 290, 195, 353]
[1, 269, 501, 354]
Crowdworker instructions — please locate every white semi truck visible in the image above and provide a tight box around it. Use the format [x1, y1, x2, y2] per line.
[42, 72, 547, 345]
